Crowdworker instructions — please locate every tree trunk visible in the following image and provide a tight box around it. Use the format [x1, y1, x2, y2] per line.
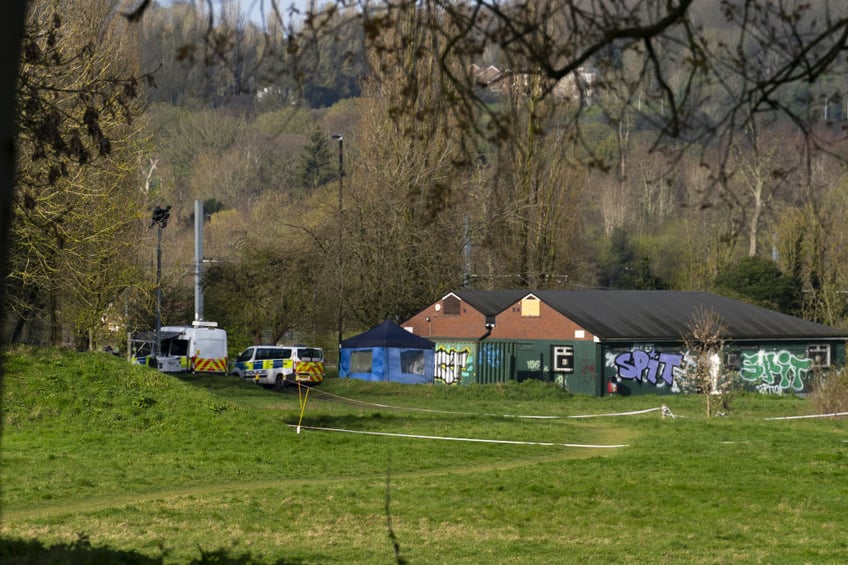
[0, 2, 27, 333]
[748, 178, 764, 257]
[0, 0, 30, 516]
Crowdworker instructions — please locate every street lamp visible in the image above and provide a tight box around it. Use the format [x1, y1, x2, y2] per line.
[150, 205, 171, 356]
[331, 134, 344, 351]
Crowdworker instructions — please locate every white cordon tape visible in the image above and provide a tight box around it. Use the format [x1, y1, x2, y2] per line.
[764, 411, 848, 421]
[301, 385, 665, 420]
[566, 407, 664, 419]
[288, 424, 629, 448]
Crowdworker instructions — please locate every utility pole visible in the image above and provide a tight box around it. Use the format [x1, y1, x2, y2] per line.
[150, 205, 171, 356]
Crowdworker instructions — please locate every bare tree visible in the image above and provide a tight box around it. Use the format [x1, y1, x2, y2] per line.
[682, 307, 732, 418]
[7, 0, 149, 347]
[276, 0, 848, 207]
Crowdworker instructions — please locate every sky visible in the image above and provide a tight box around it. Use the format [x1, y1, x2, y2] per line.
[154, 0, 318, 26]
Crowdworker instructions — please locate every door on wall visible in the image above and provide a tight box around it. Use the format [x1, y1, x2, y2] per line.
[515, 342, 548, 382]
[477, 341, 515, 384]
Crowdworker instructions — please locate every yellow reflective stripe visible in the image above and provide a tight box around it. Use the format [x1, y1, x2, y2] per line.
[194, 358, 227, 372]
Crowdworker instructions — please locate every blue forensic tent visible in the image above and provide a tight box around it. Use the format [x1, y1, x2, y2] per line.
[340, 320, 435, 384]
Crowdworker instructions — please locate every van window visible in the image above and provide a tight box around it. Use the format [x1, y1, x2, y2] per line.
[168, 339, 189, 357]
[257, 348, 275, 361]
[237, 349, 255, 362]
[257, 348, 290, 361]
[299, 348, 323, 361]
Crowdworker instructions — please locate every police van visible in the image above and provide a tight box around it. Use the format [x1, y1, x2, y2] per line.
[232, 345, 325, 388]
[130, 321, 228, 374]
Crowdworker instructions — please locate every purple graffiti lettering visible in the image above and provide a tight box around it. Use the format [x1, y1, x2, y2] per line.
[657, 352, 683, 385]
[645, 355, 661, 384]
[615, 351, 648, 381]
[614, 350, 682, 386]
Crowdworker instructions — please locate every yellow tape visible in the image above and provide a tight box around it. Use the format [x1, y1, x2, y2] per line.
[296, 383, 310, 434]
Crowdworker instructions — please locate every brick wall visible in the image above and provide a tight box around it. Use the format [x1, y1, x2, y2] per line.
[495, 300, 594, 340]
[403, 296, 597, 341]
[404, 302, 488, 340]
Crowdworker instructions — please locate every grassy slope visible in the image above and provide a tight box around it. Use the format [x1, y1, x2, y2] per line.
[1, 347, 847, 563]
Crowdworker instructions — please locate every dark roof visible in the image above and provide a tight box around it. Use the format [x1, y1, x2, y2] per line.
[454, 290, 846, 341]
[450, 290, 528, 317]
[342, 319, 435, 349]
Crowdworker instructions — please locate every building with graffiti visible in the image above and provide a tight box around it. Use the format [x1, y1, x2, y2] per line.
[402, 290, 847, 396]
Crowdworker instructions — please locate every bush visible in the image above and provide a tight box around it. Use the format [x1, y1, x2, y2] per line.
[809, 368, 848, 414]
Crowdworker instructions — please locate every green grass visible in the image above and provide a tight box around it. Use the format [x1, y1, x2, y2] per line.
[2, 346, 847, 563]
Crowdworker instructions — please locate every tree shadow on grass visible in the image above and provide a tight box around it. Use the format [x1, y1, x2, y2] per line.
[0, 536, 306, 564]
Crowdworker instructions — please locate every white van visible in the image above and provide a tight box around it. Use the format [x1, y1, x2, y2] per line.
[130, 321, 228, 374]
[233, 345, 325, 387]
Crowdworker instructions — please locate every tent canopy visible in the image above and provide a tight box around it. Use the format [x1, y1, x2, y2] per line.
[340, 320, 435, 384]
[341, 319, 434, 350]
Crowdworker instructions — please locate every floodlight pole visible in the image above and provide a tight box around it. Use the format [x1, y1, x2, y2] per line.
[332, 134, 344, 352]
[150, 205, 171, 356]
[156, 222, 162, 355]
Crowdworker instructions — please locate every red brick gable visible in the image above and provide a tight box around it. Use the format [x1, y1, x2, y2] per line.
[404, 295, 596, 341]
[496, 299, 594, 340]
[404, 299, 488, 340]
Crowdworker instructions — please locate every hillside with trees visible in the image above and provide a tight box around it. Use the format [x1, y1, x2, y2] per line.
[6, 0, 848, 359]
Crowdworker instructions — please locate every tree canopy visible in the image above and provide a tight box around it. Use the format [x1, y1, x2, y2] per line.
[5, 0, 848, 355]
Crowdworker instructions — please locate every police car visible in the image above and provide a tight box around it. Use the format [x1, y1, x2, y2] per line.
[232, 345, 325, 388]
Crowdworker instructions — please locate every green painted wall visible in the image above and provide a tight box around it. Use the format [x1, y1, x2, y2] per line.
[561, 342, 602, 396]
[432, 337, 844, 396]
[603, 340, 845, 396]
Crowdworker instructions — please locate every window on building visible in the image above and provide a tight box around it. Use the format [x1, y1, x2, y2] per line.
[807, 344, 831, 369]
[521, 297, 540, 317]
[443, 295, 461, 316]
[725, 352, 741, 370]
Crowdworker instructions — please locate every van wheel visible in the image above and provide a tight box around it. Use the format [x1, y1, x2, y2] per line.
[275, 374, 284, 389]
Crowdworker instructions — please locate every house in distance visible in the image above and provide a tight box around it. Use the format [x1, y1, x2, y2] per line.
[401, 290, 847, 396]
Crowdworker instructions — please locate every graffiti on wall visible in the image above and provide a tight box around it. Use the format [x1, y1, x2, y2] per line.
[606, 347, 815, 394]
[435, 345, 472, 385]
[607, 349, 685, 387]
[739, 350, 812, 393]
[480, 343, 504, 369]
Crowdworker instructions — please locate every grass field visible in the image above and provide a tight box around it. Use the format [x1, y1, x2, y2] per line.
[1, 347, 847, 564]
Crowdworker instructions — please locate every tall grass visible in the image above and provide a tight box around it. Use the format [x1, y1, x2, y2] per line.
[809, 367, 848, 415]
[2, 347, 847, 563]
